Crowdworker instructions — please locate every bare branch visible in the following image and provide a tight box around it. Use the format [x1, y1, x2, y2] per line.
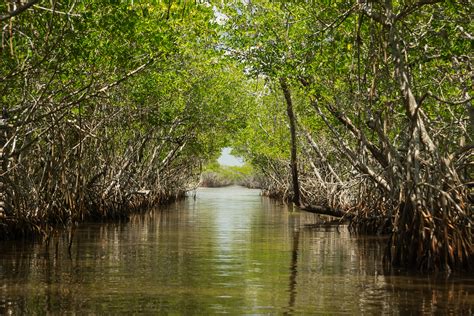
[299, 204, 351, 219]
[33, 5, 81, 17]
[0, 0, 40, 22]
[357, 3, 387, 25]
[396, 0, 443, 21]
[426, 91, 473, 105]
[320, 4, 358, 33]
[95, 58, 154, 95]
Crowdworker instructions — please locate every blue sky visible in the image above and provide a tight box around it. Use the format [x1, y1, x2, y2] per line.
[217, 147, 244, 166]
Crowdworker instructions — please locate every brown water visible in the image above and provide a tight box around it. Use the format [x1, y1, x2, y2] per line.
[0, 186, 473, 314]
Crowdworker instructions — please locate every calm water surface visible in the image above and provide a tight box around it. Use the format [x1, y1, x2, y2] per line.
[1, 186, 473, 314]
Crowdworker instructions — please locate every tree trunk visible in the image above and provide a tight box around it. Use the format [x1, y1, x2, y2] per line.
[279, 77, 301, 206]
[299, 204, 351, 219]
[0, 117, 7, 218]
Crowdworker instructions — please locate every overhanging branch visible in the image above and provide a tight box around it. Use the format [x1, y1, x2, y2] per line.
[0, 0, 40, 22]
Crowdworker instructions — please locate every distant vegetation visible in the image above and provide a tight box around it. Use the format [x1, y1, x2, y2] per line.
[200, 162, 262, 189]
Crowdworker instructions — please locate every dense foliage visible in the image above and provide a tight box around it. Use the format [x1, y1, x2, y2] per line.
[0, 1, 253, 237]
[1, 0, 472, 272]
[219, 0, 473, 272]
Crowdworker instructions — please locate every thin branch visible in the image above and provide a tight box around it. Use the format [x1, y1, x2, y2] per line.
[358, 3, 387, 26]
[396, 0, 443, 21]
[33, 5, 81, 17]
[427, 91, 473, 105]
[95, 58, 154, 96]
[316, 4, 359, 35]
[0, 0, 40, 22]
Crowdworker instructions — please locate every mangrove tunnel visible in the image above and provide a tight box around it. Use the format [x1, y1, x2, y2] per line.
[0, 0, 473, 312]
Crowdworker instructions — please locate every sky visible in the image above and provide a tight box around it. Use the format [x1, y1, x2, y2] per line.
[217, 147, 244, 166]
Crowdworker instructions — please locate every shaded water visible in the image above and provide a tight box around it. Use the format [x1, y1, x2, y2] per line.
[1, 186, 473, 314]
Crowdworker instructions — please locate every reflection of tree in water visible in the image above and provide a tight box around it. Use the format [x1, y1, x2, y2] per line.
[293, 225, 473, 314]
[0, 196, 472, 314]
[370, 273, 473, 314]
[0, 203, 219, 315]
[282, 211, 301, 315]
[350, 236, 473, 314]
[0, 234, 82, 314]
[0, 241, 35, 314]
[284, 229, 299, 315]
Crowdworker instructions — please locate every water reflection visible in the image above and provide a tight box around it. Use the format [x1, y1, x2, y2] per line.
[0, 186, 473, 314]
[286, 229, 299, 314]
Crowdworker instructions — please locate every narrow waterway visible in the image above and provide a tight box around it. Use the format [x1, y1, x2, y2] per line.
[1, 186, 473, 314]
